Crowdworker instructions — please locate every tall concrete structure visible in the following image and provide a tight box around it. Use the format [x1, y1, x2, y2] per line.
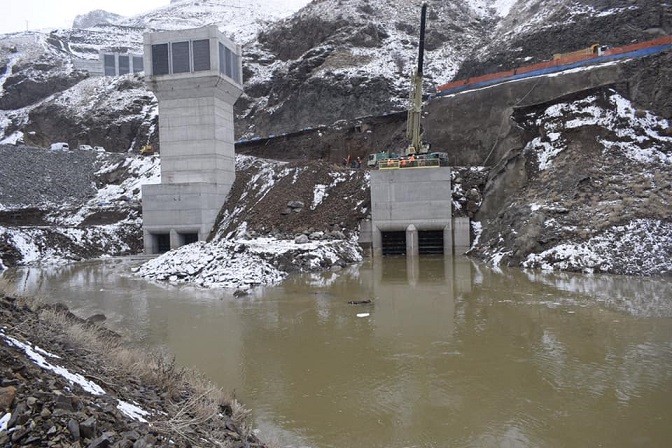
[370, 168, 463, 257]
[141, 25, 243, 254]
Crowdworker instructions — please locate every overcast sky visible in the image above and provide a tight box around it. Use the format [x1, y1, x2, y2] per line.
[0, 0, 310, 34]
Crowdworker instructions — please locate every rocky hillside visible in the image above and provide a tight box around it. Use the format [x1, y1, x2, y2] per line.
[0, 145, 159, 269]
[2, 0, 668, 150]
[0, 294, 264, 447]
[470, 86, 672, 276]
[457, 0, 671, 78]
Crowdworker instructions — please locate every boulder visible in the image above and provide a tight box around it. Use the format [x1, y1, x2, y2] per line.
[0, 386, 16, 411]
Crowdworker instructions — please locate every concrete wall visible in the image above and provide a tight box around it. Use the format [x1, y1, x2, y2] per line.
[370, 167, 453, 256]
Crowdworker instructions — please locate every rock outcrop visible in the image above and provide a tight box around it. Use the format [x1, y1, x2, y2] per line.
[72, 10, 124, 30]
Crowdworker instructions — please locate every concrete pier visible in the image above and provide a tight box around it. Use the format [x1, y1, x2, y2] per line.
[141, 26, 243, 254]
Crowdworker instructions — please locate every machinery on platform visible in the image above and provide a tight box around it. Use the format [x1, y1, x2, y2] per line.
[405, 2, 429, 156]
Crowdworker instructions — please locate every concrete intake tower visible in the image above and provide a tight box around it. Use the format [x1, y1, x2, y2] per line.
[141, 25, 243, 254]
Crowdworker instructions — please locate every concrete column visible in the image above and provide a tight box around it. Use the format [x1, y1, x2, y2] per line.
[443, 223, 453, 256]
[143, 230, 154, 254]
[406, 254, 419, 286]
[453, 217, 471, 254]
[170, 229, 180, 250]
[372, 226, 383, 258]
[406, 224, 419, 257]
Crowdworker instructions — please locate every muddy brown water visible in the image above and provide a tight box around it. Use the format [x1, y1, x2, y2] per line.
[2, 257, 672, 448]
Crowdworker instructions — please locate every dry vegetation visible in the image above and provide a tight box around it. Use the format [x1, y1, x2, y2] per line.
[0, 283, 265, 447]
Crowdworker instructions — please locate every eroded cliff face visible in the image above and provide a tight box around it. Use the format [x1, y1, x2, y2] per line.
[469, 86, 672, 276]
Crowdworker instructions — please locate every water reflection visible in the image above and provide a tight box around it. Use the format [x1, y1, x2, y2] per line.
[1, 257, 671, 448]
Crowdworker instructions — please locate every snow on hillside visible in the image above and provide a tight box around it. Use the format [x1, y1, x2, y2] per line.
[523, 219, 672, 276]
[0, 152, 160, 268]
[472, 87, 672, 276]
[467, 0, 518, 18]
[121, 0, 306, 43]
[135, 234, 362, 290]
[525, 90, 672, 171]
[51, 25, 145, 60]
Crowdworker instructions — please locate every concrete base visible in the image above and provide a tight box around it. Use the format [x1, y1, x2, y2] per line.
[142, 182, 231, 254]
[370, 167, 453, 256]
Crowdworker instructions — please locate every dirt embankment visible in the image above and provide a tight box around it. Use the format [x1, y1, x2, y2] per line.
[235, 112, 408, 166]
[0, 293, 265, 447]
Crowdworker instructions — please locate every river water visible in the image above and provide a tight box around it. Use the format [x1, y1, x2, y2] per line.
[2, 256, 671, 448]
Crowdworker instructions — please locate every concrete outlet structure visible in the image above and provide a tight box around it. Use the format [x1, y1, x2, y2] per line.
[141, 25, 243, 254]
[370, 168, 457, 257]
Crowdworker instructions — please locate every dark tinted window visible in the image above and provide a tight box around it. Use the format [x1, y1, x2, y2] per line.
[172, 41, 190, 74]
[132, 56, 144, 73]
[224, 46, 234, 79]
[103, 54, 116, 76]
[218, 42, 226, 75]
[230, 51, 240, 83]
[152, 44, 169, 75]
[192, 39, 210, 72]
[219, 43, 241, 83]
[118, 55, 130, 75]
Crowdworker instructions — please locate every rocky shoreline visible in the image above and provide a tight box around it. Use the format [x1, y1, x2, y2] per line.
[0, 293, 265, 447]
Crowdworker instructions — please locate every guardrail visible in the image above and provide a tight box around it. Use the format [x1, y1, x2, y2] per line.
[379, 158, 441, 169]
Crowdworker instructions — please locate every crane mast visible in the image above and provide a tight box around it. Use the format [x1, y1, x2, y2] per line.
[406, 3, 429, 156]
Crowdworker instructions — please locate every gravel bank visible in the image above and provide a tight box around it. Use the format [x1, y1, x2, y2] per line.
[0, 293, 266, 447]
[0, 145, 126, 209]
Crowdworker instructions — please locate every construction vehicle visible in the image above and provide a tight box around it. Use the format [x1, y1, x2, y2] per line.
[367, 151, 400, 167]
[405, 2, 430, 156]
[368, 3, 429, 168]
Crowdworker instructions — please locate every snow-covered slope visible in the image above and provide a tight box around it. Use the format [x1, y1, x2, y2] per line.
[0, 146, 160, 267]
[136, 155, 368, 290]
[120, 0, 304, 43]
[237, 0, 494, 136]
[471, 87, 672, 276]
[457, 0, 669, 77]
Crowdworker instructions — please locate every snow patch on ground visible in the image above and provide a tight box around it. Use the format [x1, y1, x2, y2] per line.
[117, 400, 150, 423]
[470, 221, 482, 249]
[136, 236, 363, 290]
[312, 184, 328, 210]
[1, 330, 105, 395]
[523, 219, 672, 275]
[526, 91, 672, 170]
[0, 328, 153, 422]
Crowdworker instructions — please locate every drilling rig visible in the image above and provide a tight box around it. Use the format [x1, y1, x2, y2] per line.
[405, 2, 429, 156]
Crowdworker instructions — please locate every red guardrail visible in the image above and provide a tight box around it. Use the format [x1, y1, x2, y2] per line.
[436, 35, 672, 94]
